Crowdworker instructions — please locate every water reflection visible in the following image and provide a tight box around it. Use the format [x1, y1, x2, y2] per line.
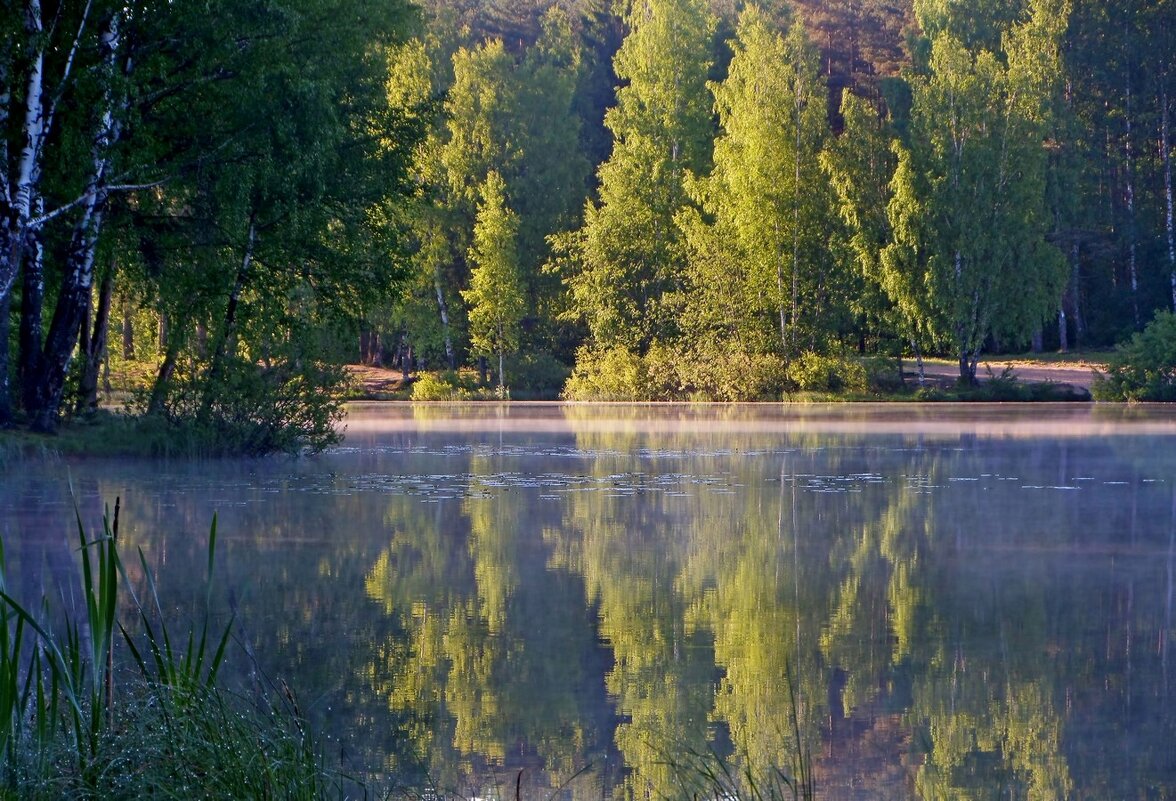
[3, 403, 1175, 798]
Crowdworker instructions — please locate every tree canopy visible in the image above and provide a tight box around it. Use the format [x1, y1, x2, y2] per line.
[4, 0, 1176, 431]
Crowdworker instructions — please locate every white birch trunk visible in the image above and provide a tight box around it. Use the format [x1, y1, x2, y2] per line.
[2, 0, 95, 306]
[911, 338, 926, 387]
[789, 75, 802, 359]
[1126, 76, 1140, 329]
[29, 9, 124, 429]
[1, 0, 47, 303]
[0, 38, 12, 205]
[434, 268, 455, 370]
[775, 220, 787, 350]
[1162, 79, 1175, 313]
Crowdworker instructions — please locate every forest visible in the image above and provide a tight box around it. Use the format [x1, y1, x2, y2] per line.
[1, 0, 1174, 448]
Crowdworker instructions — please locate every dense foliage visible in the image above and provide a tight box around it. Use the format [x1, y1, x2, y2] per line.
[0, 0, 421, 448]
[1093, 310, 1176, 400]
[375, 0, 1176, 397]
[2, 0, 1175, 429]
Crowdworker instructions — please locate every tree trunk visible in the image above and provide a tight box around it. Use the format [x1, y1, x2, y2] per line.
[147, 332, 183, 417]
[78, 263, 114, 414]
[498, 351, 505, 393]
[1163, 79, 1174, 313]
[1069, 243, 1084, 347]
[434, 268, 456, 370]
[157, 310, 168, 352]
[774, 222, 787, 351]
[359, 324, 373, 365]
[201, 214, 257, 418]
[121, 295, 134, 359]
[790, 82, 802, 359]
[18, 233, 43, 411]
[1058, 307, 1068, 353]
[27, 9, 124, 432]
[399, 335, 411, 383]
[1125, 73, 1140, 329]
[1031, 327, 1043, 354]
[30, 204, 109, 431]
[911, 339, 926, 387]
[0, 291, 10, 426]
[0, 1, 46, 310]
[958, 349, 979, 385]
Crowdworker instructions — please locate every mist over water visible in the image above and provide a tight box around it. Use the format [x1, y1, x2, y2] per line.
[4, 403, 1176, 799]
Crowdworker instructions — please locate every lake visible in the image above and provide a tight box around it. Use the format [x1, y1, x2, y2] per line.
[3, 402, 1175, 799]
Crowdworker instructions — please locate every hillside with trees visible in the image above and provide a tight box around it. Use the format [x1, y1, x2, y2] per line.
[2, 0, 1174, 446]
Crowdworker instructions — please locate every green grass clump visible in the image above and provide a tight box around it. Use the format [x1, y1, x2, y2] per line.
[0, 502, 329, 799]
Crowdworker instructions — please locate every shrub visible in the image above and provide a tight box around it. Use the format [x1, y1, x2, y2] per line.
[861, 356, 905, 393]
[411, 371, 470, 401]
[410, 370, 499, 401]
[787, 351, 868, 393]
[136, 355, 344, 456]
[1093, 311, 1176, 401]
[562, 346, 649, 401]
[674, 341, 788, 401]
[502, 353, 572, 399]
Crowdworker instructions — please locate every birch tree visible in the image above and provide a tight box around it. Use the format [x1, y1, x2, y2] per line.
[1, 1, 128, 428]
[560, 0, 715, 353]
[681, 10, 827, 362]
[882, 0, 1069, 382]
[462, 172, 524, 391]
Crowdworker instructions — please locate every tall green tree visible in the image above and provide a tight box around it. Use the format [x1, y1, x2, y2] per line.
[463, 172, 524, 390]
[559, 0, 716, 353]
[680, 9, 829, 361]
[882, 0, 1069, 382]
[822, 93, 923, 369]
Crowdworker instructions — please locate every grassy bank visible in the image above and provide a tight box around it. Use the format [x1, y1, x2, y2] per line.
[0, 505, 332, 799]
[0, 410, 264, 460]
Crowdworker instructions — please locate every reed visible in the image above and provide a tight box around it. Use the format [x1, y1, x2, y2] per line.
[0, 501, 328, 799]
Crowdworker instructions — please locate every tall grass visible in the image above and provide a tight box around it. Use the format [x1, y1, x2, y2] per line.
[0, 501, 328, 799]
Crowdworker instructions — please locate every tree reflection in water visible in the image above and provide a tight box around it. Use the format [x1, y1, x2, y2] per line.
[4, 404, 1174, 798]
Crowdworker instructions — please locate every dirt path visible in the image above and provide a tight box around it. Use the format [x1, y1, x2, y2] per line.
[917, 357, 1106, 390]
[345, 364, 411, 397]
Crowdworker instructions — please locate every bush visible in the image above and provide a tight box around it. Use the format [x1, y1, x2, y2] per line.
[502, 353, 572, 399]
[672, 341, 788, 401]
[787, 351, 868, 393]
[137, 355, 344, 456]
[410, 370, 499, 401]
[562, 346, 649, 401]
[1093, 311, 1176, 401]
[861, 356, 905, 393]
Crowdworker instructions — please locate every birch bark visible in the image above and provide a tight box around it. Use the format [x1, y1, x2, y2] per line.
[1162, 79, 1174, 312]
[29, 9, 125, 431]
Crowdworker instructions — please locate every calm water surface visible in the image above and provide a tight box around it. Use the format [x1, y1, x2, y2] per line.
[3, 403, 1176, 799]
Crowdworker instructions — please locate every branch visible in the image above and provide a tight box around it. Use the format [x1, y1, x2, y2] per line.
[41, 0, 95, 151]
[29, 179, 169, 229]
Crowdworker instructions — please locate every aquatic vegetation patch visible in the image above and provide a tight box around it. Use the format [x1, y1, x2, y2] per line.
[0, 503, 330, 799]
